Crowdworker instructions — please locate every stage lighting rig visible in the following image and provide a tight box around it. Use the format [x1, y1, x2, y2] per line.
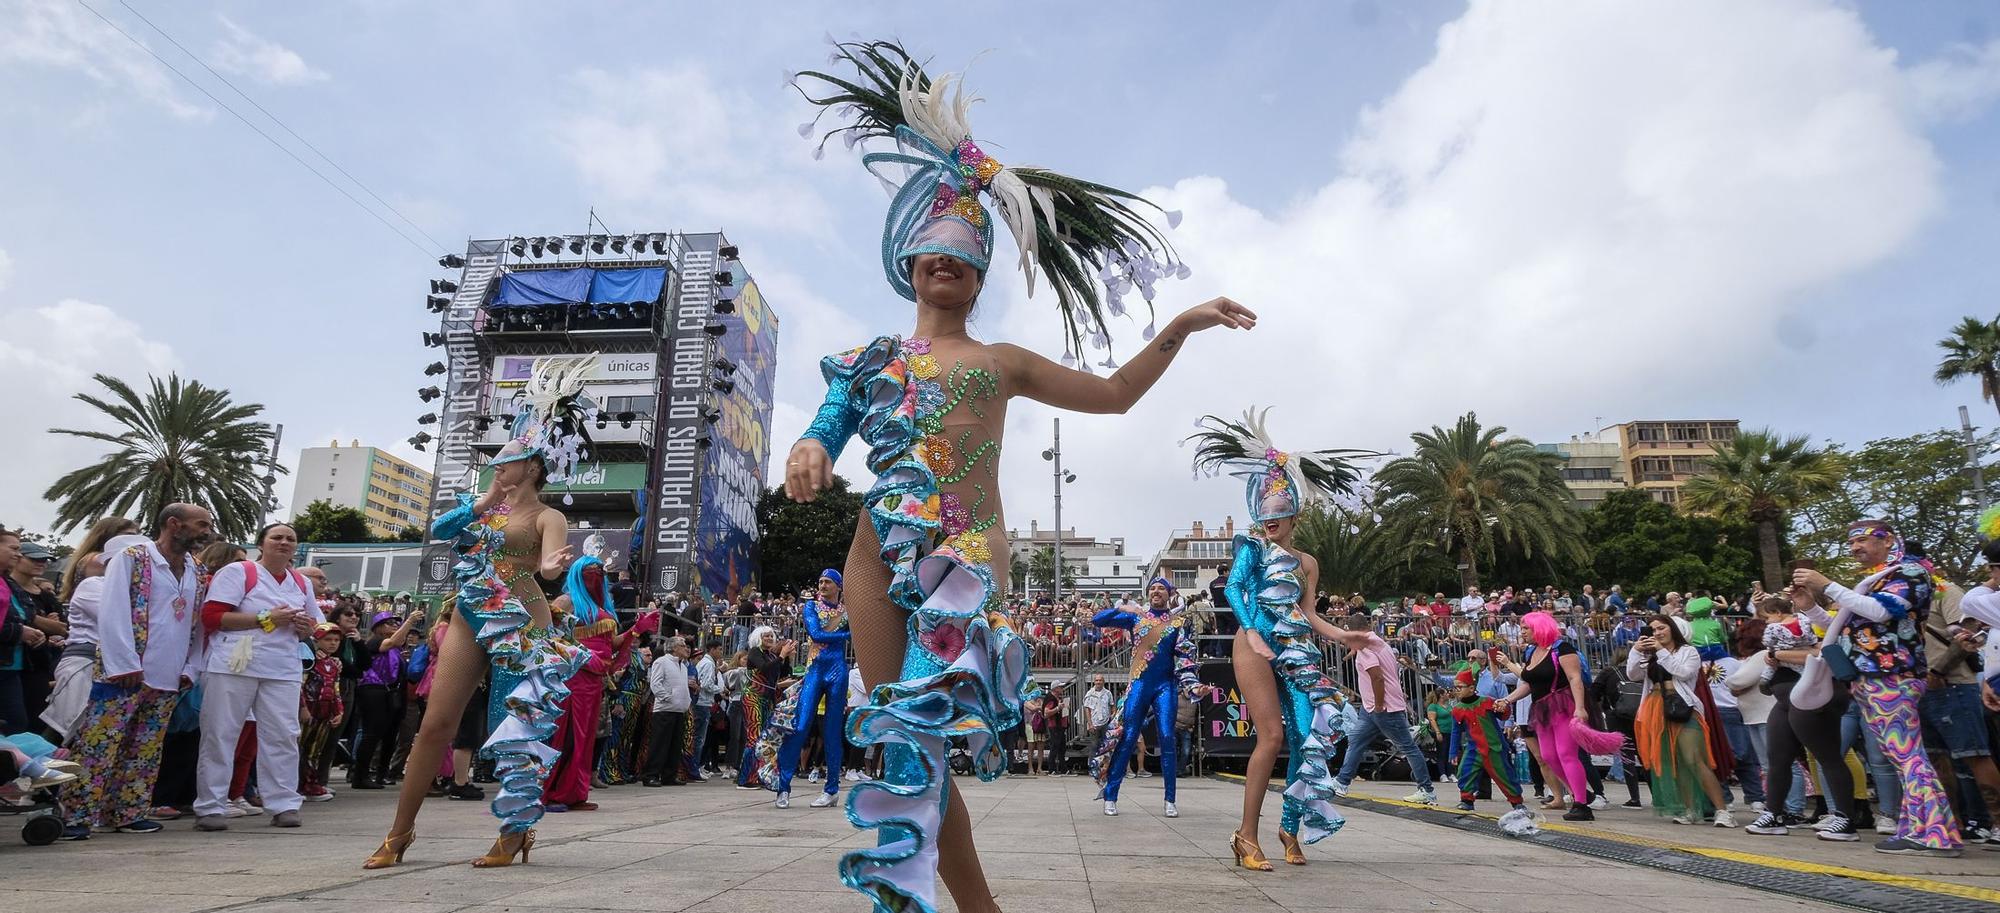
[610, 236, 627, 254]
[650, 234, 667, 255]
[417, 413, 438, 425]
[474, 415, 493, 432]
[431, 279, 458, 294]
[712, 357, 737, 375]
[568, 237, 585, 255]
[589, 235, 606, 254]
[702, 407, 722, 424]
[617, 411, 635, 428]
[439, 254, 465, 268]
[719, 244, 739, 260]
[424, 362, 446, 376]
[530, 238, 546, 257]
[418, 386, 441, 402]
[711, 270, 734, 286]
[509, 238, 526, 256]
[422, 332, 445, 347]
[696, 433, 713, 450]
[703, 320, 727, 337]
[711, 377, 735, 395]
[426, 296, 449, 312]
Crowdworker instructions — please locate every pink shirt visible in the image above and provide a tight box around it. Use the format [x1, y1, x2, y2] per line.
[1352, 633, 1407, 713]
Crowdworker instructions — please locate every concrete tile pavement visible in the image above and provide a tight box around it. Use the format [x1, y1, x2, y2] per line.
[0, 773, 1848, 913]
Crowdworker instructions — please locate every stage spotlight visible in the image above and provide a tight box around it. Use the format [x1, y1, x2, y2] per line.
[630, 234, 647, 253]
[422, 332, 444, 347]
[418, 386, 441, 402]
[610, 235, 627, 253]
[712, 357, 737, 375]
[650, 234, 667, 255]
[595, 414, 608, 431]
[719, 244, 739, 260]
[474, 415, 493, 432]
[423, 362, 446, 376]
[426, 296, 449, 312]
[530, 238, 546, 257]
[702, 407, 722, 424]
[703, 321, 726, 337]
[431, 279, 458, 294]
[712, 270, 734, 286]
[568, 237, 585, 255]
[509, 238, 526, 256]
[617, 411, 635, 428]
[713, 299, 735, 315]
[711, 377, 735, 395]
[696, 434, 713, 450]
[590, 235, 606, 254]
[439, 254, 466, 269]
[417, 413, 438, 425]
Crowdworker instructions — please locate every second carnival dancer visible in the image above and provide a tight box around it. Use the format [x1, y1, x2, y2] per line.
[1090, 578, 1211, 818]
[544, 555, 660, 812]
[784, 41, 1252, 913]
[1187, 408, 1362, 869]
[765, 569, 851, 809]
[364, 357, 593, 869]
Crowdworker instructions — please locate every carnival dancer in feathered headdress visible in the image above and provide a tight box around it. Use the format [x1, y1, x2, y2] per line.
[781, 39, 1254, 913]
[543, 554, 661, 812]
[1189, 407, 1370, 869]
[1088, 577, 1212, 818]
[363, 356, 598, 871]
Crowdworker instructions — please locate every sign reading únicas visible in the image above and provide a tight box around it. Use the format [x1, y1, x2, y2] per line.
[491, 353, 657, 387]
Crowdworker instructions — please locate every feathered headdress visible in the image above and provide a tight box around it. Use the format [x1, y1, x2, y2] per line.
[1185, 407, 1372, 523]
[792, 40, 1189, 366]
[492, 354, 598, 484]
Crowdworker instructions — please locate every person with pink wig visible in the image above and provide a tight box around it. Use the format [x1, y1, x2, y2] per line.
[1496, 611, 1625, 821]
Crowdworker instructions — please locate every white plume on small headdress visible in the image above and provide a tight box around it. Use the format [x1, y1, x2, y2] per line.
[895, 69, 1053, 297]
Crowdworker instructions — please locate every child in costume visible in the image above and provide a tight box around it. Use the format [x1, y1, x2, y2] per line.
[1448, 668, 1538, 835]
[363, 357, 594, 869]
[1091, 578, 1209, 817]
[785, 40, 1248, 913]
[297, 623, 345, 802]
[1189, 407, 1369, 869]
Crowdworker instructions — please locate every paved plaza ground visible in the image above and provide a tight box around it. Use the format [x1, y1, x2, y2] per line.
[1, 772, 1976, 913]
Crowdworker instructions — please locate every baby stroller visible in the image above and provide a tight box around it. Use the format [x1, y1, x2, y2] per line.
[1, 734, 77, 846]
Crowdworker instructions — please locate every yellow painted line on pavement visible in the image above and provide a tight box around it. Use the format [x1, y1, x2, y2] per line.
[1214, 773, 2000, 904]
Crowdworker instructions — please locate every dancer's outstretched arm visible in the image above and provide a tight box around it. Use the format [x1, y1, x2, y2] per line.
[999, 297, 1255, 414]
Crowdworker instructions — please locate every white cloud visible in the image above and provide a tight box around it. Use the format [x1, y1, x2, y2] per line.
[0, 291, 181, 535]
[1906, 37, 2000, 123]
[0, 0, 208, 120]
[969, 0, 1984, 556]
[554, 65, 841, 237]
[210, 14, 327, 86]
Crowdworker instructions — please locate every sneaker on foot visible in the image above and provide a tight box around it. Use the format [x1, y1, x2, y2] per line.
[194, 815, 229, 831]
[1104, 802, 1119, 817]
[1620, 799, 1643, 809]
[270, 810, 300, 828]
[59, 825, 91, 841]
[447, 782, 485, 801]
[1713, 809, 1738, 828]
[116, 819, 163, 834]
[1670, 815, 1693, 825]
[810, 792, 837, 809]
[303, 790, 334, 803]
[775, 792, 790, 809]
[1590, 795, 1609, 810]
[1745, 813, 1789, 836]
[1812, 816, 1839, 832]
[1563, 805, 1595, 821]
[1750, 801, 1766, 813]
[1816, 814, 1857, 841]
[1875, 837, 1963, 857]
[1332, 779, 1351, 798]
[1164, 802, 1178, 818]
[1875, 820, 1897, 835]
[236, 798, 266, 815]
[1405, 789, 1438, 806]
[221, 802, 250, 819]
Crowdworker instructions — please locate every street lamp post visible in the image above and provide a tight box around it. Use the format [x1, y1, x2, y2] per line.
[1042, 418, 1080, 688]
[1961, 405, 1990, 513]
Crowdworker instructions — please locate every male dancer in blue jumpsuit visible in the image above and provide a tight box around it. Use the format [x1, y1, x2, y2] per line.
[1094, 578, 1210, 817]
[775, 569, 849, 808]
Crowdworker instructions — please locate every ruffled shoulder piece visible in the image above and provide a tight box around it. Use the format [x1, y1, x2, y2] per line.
[1239, 535, 1346, 845]
[837, 337, 1028, 913]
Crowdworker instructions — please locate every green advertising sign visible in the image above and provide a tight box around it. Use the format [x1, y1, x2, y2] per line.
[476, 461, 647, 493]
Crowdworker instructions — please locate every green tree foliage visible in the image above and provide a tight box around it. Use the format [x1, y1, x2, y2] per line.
[1585, 489, 1757, 595]
[1374, 412, 1589, 591]
[1790, 428, 2000, 581]
[1026, 545, 1079, 596]
[1936, 316, 2000, 420]
[391, 524, 426, 543]
[43, 373, 282, 542]
[756, 475, 864, 596]
[292, 500, 374, 544]
[1679, 430, 1845, 587]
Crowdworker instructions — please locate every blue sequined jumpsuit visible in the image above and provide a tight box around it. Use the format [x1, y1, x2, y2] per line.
[776, 599, 849, 794]
[1095, 607, 1199, 803]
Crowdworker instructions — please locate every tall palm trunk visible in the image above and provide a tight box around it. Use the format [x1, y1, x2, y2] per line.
[1756, 519, 1783, 589]
[1457, 541, 1479, 593]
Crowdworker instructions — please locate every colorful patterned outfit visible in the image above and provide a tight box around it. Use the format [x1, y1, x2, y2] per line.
[1093, 599, 1199, 804]
[1450, 695, 1521, 807]
[1226, 537, 1347, 841]
[544, 557, 653, 808]
[299, 648, 344, 798]
[775, 598, 850, 796]
[736, 644, 789, 788]
[431, 494, 586, 835]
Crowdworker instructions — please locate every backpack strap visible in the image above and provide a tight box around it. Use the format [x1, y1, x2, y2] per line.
[238, 559, 262, 596]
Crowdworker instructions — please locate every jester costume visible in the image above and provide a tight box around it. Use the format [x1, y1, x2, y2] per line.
[793, 39, 1186, 913]
[426, 356, 597, 836]
[544, 557, 658, 810]
[1192, 408, 1369, 847]
[773, 572, 852, 802]
[1092, 581, 1200, 815]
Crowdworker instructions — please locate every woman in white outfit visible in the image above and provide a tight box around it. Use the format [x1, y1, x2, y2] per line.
[193, 523, 322, 830]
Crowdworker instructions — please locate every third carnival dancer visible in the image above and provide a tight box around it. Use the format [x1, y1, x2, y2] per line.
[544, 555, 659, 812]
[783, 40, 1252, 913]
[1188, 408, 1363, 870]
[1090, 578, 1211, 818]
[363, 357, 592, 869]
[768, 569, 851, 809]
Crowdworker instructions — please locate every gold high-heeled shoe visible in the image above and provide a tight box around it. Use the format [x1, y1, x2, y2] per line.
[363, 830, 414, 869]
[471, 829, 535, 867]
[1231, 830, 1274, 872]
[1277, 830, 1307, 866]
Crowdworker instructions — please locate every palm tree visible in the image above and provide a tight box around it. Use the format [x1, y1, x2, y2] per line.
[1935, 316, 2000, 420]
[1374, 412, 1587, 593]
[1025, 545, 1077, 597]
[43, 373, 282, 542]
[1679, 429, 1844, 588]
[1293, 502, 1389, 598]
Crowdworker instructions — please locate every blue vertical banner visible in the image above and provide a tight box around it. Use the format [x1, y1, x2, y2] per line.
[697, 273, 777, 600]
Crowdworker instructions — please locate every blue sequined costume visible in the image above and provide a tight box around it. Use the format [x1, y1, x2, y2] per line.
[1226, 538, 1345, 842]
[430, 494, 585, 834]
[1093, 600, 1199, 804]
[775, 598, 851, 795]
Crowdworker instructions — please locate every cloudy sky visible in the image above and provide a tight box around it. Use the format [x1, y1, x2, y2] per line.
[4, 0, 2000, 558]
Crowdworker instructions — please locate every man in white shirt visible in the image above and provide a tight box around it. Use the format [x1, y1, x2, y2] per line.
[64, 504, 212, 839]
[1460, 588, 1485, 616]
[644, 637, 692, 787]
[845, 666, 871, 781]
[688, 641, 723, 780]
[1082, 675, 1114, 760]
